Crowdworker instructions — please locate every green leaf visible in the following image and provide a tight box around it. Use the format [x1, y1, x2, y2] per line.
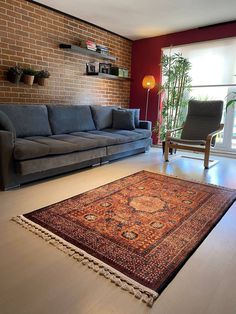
[226, 99, 236, 112]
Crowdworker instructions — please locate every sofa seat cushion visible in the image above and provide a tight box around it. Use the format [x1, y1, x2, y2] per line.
[47, 105, 96, 135]
[101, 128, 151, 142]
[71, 131, 117, 146]
[14, 134, 107, 161]
[0, 104, 52, 137]
[14, 138, 50, 160]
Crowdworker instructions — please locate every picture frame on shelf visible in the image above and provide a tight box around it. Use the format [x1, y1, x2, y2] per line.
[86, 62, 99, 74]
[99, 63, 111, 74]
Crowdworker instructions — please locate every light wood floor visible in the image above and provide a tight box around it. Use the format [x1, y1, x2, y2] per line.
[1, 148, 236, 314]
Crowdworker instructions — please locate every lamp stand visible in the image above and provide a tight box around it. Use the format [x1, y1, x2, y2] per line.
[145, 88, 150, 120]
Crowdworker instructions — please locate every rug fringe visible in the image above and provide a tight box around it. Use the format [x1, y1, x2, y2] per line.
[11, 215, 158, 307]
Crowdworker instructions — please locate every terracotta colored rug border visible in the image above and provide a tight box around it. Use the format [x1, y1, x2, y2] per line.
[11, 171, 236, 307]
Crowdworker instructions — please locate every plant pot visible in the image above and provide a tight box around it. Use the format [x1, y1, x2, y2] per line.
[23, 74, 34, 85]
[162, 141, 177, 155]
[37, 77, 46, 86]
[7, 72, 22, 84]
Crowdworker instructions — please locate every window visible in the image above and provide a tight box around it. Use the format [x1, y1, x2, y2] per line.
[162, 38, 236, 152]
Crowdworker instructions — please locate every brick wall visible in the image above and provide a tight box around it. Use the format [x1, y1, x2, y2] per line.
[0, 0, 132, 107]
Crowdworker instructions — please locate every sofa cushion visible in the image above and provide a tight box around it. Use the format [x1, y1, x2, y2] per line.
[14, 138, 50, 160]
[112, 109, 135, 130]
[0, 104, 52, 137]
[0, 110, 16, 135]
[90, 105, 118, 130]
[119, 108, 140, 128]
[47, 105, 96, 135]
[103, 128, 151, 141]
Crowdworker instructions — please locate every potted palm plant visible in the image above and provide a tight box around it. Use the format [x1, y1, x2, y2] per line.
[155, 52, 192, 152]
[7, 66, 23, 84]
[36, 70, 50, 86]
[23, 68, 37, 85]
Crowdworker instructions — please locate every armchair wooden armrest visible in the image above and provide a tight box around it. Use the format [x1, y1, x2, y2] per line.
[206, 124, 224, 143]
[166, 126, 184, 139]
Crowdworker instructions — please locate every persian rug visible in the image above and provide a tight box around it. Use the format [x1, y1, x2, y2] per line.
[12, 171, 236, 306]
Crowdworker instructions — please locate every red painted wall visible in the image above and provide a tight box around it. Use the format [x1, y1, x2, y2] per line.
[130, 21, 236, 133]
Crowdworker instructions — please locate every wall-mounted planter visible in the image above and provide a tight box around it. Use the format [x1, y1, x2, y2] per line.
[7, 66, 23, 84]
[23, 74, 35, 85]
[37, 77, 46, 86]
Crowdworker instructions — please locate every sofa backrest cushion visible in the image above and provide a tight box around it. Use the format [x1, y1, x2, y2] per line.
[90, 105, 119, 130]
[0, 110, 16, 136]
[47, 105, 95, 135]
[0, 104, 52, 138]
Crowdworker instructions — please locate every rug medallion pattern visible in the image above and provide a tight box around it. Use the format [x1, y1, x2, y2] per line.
[21, 171, 236, 299]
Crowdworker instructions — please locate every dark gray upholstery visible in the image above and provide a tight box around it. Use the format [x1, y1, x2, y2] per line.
[169, 137, 206, 145]
[107, 138, 151, 156]
[139, 120, 152, 131]
[119, 108, 140, 128]
[47, 105, 95, 134]
[0, 104, 52, 137]
[17, 147, 106, 176]
[112, 109, 135, 130]
[90, 105, 118, 130]
[14, 138, 50, 160]
[0, 104, 152, 190]
[181, 100, 223, 144]
[0, 131, 17, 190]
[0, 110, 16, 136]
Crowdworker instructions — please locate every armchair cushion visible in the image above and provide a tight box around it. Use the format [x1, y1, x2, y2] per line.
[181, 100, 223, 143]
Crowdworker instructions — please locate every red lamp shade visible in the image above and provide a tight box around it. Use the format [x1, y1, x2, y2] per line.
[142, 75, 156, 90]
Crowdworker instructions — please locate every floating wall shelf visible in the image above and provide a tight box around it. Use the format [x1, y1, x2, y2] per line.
[86, 73, 131, 81]
[59, 44, 117, 61]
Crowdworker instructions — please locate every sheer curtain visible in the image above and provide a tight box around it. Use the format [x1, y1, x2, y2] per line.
[162, 37, 236, 152]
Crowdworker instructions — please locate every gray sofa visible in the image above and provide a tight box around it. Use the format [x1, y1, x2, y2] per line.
[0, 104, 152, 190]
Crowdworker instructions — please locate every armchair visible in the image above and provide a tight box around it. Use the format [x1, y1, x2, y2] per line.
[164, 100, 224, 169]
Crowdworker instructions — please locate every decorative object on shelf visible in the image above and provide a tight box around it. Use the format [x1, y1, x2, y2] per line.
[7, 66, 23, 84]
[110, 67, 129, 77]
[96, 44, 109, 56]
[99, 63, 111, 74]
[35, 70, 50, 86]
[23, 68, 37, 85]
[142, 75, 156, 120]
[59, 44, 116, 61]
[79, 39, 97, 51]
[86, 62, 99, 74]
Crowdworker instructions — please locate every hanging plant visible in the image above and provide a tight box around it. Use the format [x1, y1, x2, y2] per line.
[7, 66, 23, 84]
[35, 70, 50, 86]
[23, 68, 37, 85]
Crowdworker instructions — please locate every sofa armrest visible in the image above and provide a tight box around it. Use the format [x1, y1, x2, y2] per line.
[0, 130, 17, 190]
[139, 120, 152, 131]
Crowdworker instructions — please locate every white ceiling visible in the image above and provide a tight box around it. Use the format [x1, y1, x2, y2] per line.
[34, 0, 236, 40]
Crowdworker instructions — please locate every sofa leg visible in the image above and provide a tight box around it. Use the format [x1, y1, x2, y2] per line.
[100, 160, 109, 165]
[92, 162, 101, 167]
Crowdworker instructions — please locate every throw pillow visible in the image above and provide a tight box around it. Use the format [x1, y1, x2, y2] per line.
[112, 109, 135, 130]
[118, 108, 140, 128]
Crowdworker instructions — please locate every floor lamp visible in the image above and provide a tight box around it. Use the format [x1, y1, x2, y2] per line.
[142, 75, 156, 120]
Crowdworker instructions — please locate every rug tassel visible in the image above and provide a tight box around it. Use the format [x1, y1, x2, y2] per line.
[11, 215, 158, 307]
